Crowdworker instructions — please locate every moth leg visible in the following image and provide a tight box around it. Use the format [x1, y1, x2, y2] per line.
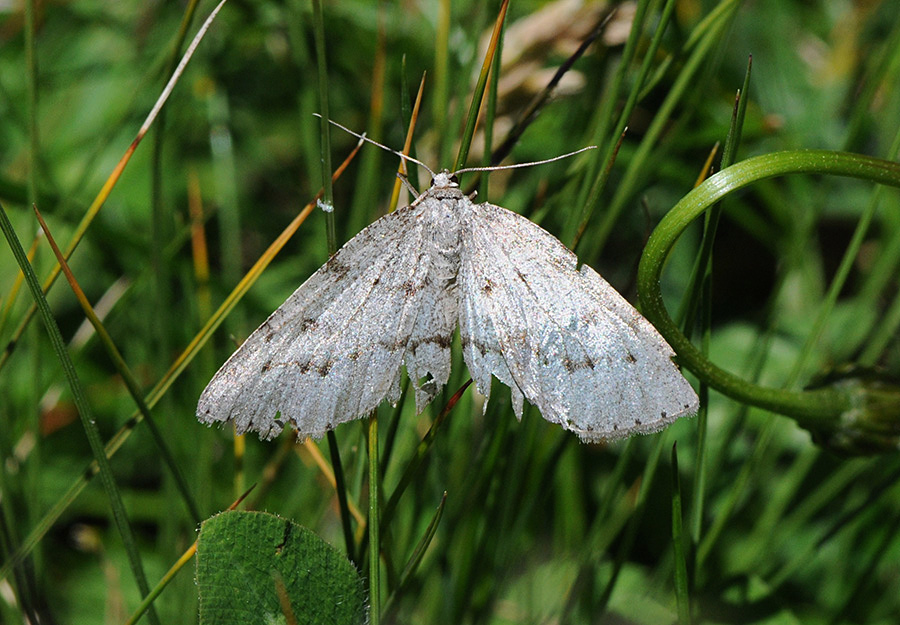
[396, 172, 420, 196]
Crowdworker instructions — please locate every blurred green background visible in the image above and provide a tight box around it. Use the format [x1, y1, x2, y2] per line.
[2, 0, 900, 623]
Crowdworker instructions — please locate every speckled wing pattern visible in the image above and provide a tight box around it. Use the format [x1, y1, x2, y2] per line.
[197, 171, 698, 442]
[457, 201, 698, 442]
[196, 192, 457, 440]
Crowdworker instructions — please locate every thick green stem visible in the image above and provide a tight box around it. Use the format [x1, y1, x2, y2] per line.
[638, 150, 900, 428]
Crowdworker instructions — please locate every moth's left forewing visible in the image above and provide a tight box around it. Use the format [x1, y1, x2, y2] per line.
[197, 200, 452, 439]
[457, 201, 698, 442]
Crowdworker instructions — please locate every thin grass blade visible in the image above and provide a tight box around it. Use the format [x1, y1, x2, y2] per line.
[0, 201, 160, 625]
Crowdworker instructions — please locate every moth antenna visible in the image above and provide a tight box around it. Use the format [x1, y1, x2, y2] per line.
[314, 114, 436, 179]
[453, 146, 598, 175]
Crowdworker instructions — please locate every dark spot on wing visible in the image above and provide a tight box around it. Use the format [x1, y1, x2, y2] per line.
[348, 350, 362, 361]
[329, 255, 351, 273]
[635, 419, 642, 426]
[625, 352, 637, 363]
[379, 337, 407, 352]
[515, 268, 528, 284]
[561, 357, 597, 373]
[461, 335, 491, 357]
[261, 360, 272, 373]
[399, 280, 419, 296]
[661, 411, 668, 418]
[317, 361, 333, 377]
[482, 279, 495, 295]
[300, 318, 317, 333]
[580, 310, 601, 326]
[324, 257, 351, 280]
[410, 334, 453, 352]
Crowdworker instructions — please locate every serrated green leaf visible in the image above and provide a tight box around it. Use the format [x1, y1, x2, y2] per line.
[197, 510, 365, 625]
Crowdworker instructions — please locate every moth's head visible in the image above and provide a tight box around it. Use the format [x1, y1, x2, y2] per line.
[431, 170, 459, 189]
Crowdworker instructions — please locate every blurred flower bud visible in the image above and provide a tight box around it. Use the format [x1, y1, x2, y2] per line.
[804, 366, 900, 455]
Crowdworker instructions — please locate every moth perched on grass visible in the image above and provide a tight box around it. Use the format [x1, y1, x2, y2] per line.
[197, 130, 698, 442]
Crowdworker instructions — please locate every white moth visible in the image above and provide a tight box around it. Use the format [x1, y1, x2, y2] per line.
[197, 165, 698, 443]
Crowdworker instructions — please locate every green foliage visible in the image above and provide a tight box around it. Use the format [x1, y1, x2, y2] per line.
[1, 1, 900, 624]
[196, 511, 364, 625]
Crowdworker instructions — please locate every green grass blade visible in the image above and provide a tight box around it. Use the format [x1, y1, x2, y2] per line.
[311, 0, 335, 250]
[688, 57, 752, 558]
[431, 0, 451, 159]
[34, 207, 201, 522]
[1, 147, 360, 583]
[0, 202, 161, 625]
[671, 443, 690, 625]
[453, 0, 508, 172]
[383, 492, 446, 617]
[572, 0, 680, 248]
[598, 435, 668, 611]
[309, 1, 356, 570]
[585, 0, 741, 257]
[367, 416, 382, 625]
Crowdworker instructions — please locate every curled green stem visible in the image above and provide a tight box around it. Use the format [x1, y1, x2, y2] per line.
[638, 150, 900, 450]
